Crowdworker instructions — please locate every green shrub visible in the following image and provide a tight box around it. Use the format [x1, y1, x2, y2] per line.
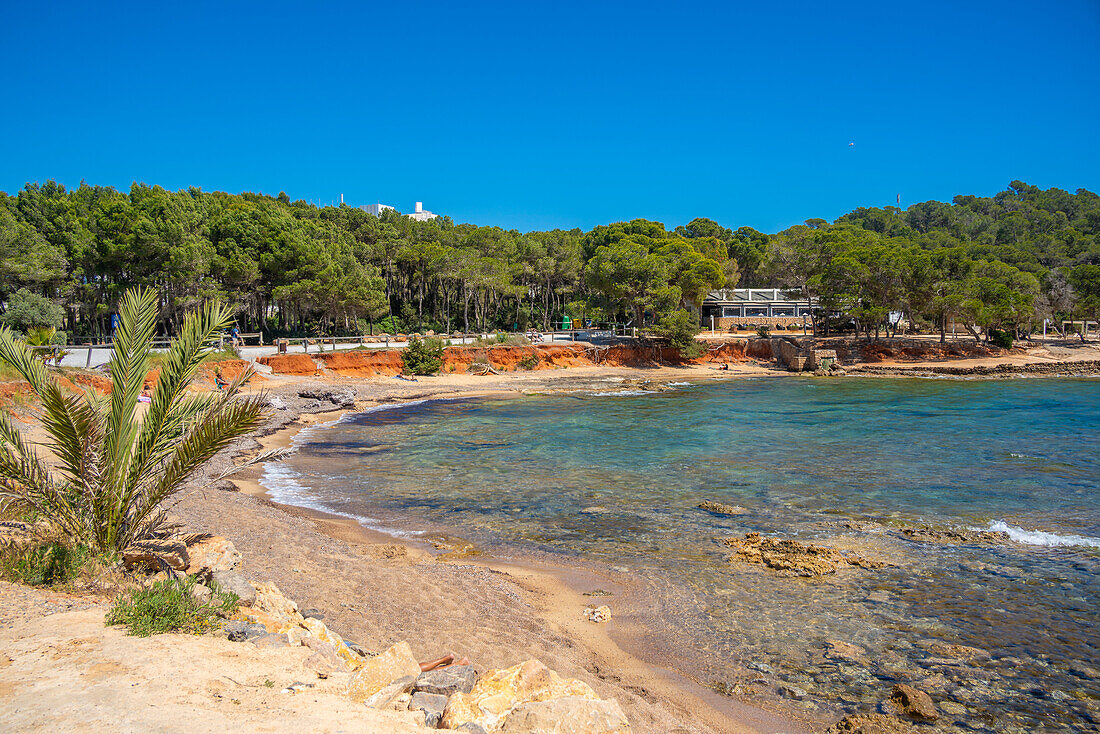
[401, 336, 445, 375]
[1, 541, 87, 586]
[518, 354, 539, 370]
[755, 325, 770, 339]
[988, 328, 1014, 349]
[106, 576, 237, 637]
[653, 309, 704, 359]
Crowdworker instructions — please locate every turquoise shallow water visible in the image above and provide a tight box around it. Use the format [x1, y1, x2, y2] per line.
[266, 377, 1100, 732]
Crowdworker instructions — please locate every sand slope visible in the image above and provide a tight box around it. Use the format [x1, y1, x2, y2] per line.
[0, 600, 425, 733]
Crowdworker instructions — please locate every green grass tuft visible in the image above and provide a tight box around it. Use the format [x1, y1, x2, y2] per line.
[1, 542, 88, 586]
[106, 576, 238, 637]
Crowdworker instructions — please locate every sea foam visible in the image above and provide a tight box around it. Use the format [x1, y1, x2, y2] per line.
[985, 521, 1100, 548]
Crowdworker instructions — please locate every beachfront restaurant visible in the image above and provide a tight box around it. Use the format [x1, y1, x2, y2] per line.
[700, 288, 814, 330]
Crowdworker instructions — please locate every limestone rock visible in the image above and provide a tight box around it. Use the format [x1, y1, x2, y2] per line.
[300, 617, 362, 669]
[410, 690, 449, 727]
[183, 535, 241, 575]
[501, 696, 631, 733]
[346, 641, 422, 703]
[251, 632, 289, 648]
[251, 582, 301, 624]
[583, 605, 612, 623]
[365, 675, 416, 709]
[717, 532, 886, 577]
[211, 570, 256, 606]
[825, 713, 917, 734]
[442, 659, 600, 731]
[122, 539, 189, 572]
[190, 583, 213, 605]
[898, 525, 1008, 545]
[302, 640, 345, 675]
[890, 683, 939, 722]
[415, 664, 478, 696]
[697, 500, 747, 516]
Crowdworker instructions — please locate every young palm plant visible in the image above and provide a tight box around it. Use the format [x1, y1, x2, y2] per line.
[0, 288, 270, 553]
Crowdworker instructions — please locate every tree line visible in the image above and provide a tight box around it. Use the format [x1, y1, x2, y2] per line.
[1, 179, 1098, 344]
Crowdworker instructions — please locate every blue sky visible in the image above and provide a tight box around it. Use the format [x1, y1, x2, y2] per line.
[2, 1, 1098, 233]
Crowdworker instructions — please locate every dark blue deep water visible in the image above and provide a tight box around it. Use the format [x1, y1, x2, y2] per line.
[267, 377, 1100, 732]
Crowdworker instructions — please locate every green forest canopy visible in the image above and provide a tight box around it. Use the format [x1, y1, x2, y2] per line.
[1, 180, 1098, 341]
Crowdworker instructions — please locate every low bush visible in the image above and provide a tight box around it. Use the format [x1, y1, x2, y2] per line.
[755, 326, 770, 339]
[401, 336, 445, 375]
[517, 354, 539, 370]
[1, 541, 87, 586]
[988, 328, 1014, 349]
[106, 576, 238, 637]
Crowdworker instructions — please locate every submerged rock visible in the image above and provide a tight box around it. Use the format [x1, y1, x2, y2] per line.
[697, 500, 748, 516]
[825, 713, 917, 733]
[717, 532, 887, 576]
[890, 683, 939, 722]
[897, 525, 1008, 545]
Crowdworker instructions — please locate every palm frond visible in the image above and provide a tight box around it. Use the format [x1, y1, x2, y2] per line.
[123, 299, 232, 512]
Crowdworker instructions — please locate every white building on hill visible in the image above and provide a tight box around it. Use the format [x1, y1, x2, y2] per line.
[360, 202, 395, 216]
[360, 201, 439, 221]
[407, 201, 438, 221]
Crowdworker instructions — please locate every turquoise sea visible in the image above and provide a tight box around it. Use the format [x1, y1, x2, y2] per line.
[265, 377, 1100, 732]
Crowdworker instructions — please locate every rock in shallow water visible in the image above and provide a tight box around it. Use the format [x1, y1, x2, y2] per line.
[717, 532, 886, 576]
[697, 500, 748, 516]
[890, 683, 939, 722]
[825, 713, 917, 733]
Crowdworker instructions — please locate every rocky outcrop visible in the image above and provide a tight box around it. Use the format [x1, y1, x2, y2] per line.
[297, 387, 356, 408]
[718, 532, 887, 576]
[122, 539, 189, 572]
[346, 641, 423, 703]
[183, 534, 242, 575]
[825, 713, 917, 733]
[852, 359, 1100, 378]
[501, 696, 631, 733]
[441, 659, 604, 731]
[697, 500, 747, 516]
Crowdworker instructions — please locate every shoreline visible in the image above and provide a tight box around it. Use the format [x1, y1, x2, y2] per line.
[217, 355, 1100, 732]
[227, 387, 819, 733]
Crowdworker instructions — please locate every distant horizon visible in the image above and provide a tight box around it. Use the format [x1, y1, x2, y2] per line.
[3, 175, 1090, 235]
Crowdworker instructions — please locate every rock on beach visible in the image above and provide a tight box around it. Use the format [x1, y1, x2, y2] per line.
[346, 641, 422, 703]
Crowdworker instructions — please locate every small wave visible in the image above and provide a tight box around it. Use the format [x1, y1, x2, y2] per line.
[1008, 452, 1040, 460]
[588, 390, 649, 397]
[260, 463, 419, 538]
[668, 381, 692, 386]
[985, 521, 1100, 548]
